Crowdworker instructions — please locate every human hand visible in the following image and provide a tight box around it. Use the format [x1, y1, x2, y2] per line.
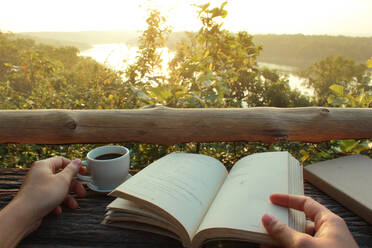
[0, 157, 86, 248]
[16, 156, 86, 221]
[261, 194, 358, 248]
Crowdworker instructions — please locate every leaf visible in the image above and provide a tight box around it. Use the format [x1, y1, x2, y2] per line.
[191, 92, 203, 103]
[174, 89, 186, 96]
[299, 149, 310, 163]
[221, 1, 228, 9]
[148, 87, 172, 102]
[367, 57, 372, 68]
[196, 3, 210, 11]
[136, 89, 150, 101]
[220, 9, 228, 18]
[319, 151, 331, 159]
[130, 86, 150, 102]
[352, 141, 370, 153]
[339, 139, 359, 152]
[327, 96, 346, 106]
[211, 8, 224, 18]
[202, 80, 212, 88]
[197, 73, 216, 83]
[329, 84, 344, 97]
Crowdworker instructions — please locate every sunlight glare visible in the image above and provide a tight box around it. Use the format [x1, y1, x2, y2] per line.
[1, 0, 371, 35]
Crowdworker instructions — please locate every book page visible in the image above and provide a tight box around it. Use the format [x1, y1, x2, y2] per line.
[111, 152, 228, 240]
[107, 198, 167, 221]
[197, 152, 290, 235]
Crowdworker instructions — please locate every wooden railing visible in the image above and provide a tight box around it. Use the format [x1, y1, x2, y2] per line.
[1, 107, 372, 145]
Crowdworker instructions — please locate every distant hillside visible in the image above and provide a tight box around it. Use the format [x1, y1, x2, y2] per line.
[14, 33, 92, 51]
[20, 31, 372, 69]
[20, 31, 140, 49]
[253, 34, 372, 69]
[20, 30, 187, 51]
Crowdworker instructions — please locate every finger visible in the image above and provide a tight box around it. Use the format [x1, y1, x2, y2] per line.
[64, 194, 79, 209]
[79, 165, 87, 175]
[262, 214, 297, 247]
[53, 206, 62, 215]
[59, 159, 82, 184]
[306, 220, 315, 236]
[270, 194, 330, 221]
[41, 156, 71, 173]
[69, 179, 86, 198]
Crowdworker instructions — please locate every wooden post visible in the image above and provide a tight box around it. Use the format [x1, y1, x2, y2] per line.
[0, 107, 372, 145]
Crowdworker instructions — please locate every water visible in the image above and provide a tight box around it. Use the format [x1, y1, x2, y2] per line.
[80, 43, 138, 71]
[80, 44, 313, 96]
[79, 43, 173, 76]
[258, 62, 314, 96]
[258, 62, 298, 72]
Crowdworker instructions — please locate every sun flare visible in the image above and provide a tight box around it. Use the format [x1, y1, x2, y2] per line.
[1, 0, 371, 36]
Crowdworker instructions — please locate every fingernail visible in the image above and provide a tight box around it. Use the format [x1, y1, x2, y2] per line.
[72, 159, 81, 167]
[262, 214, 276, 226]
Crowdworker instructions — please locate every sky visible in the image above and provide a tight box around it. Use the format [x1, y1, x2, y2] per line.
[1, 0, 371, 36]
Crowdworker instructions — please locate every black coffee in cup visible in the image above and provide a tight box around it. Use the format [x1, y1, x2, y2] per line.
[95, 153, 124, 160]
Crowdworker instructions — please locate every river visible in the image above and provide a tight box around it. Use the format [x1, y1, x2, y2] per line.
[80, 43, 313, 96]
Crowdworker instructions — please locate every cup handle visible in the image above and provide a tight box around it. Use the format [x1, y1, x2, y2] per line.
[77, 161, 92, 182]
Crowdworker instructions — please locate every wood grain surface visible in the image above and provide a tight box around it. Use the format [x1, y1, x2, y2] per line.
[1, 169, 371, 248]
[1, 107, 372, 145]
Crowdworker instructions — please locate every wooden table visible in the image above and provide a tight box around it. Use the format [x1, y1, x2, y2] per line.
[1, 169, 372, 248]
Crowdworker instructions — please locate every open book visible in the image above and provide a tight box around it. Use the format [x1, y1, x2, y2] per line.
[103, 152, 305, 247]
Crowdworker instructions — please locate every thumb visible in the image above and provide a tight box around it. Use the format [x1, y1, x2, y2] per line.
[262, 214, 297, 247]
[59, 159, 82, 182]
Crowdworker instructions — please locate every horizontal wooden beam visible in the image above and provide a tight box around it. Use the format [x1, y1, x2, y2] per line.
[0, 107, 371, 145]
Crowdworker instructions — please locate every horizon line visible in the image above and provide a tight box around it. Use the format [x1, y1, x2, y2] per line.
[2, 29, 372, 38]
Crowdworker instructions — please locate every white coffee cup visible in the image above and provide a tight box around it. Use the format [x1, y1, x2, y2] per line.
[77, 145, 130, 190]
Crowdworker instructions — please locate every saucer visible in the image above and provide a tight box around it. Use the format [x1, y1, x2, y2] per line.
[87, 174, 132, 193]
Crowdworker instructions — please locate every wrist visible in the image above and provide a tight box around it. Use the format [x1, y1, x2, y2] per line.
[0, 197, 41, 247]
[11, 195, 42, 230]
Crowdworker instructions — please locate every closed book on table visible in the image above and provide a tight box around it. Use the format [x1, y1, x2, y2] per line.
[304, 155, 372, 225]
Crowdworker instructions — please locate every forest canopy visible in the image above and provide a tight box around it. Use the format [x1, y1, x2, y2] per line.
[253, 34, 372, 68]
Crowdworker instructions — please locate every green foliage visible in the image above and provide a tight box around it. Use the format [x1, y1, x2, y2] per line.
[328, 83, 372, 108]
[124, 9, 171, 108]
[323, 82, 372, 157]
[0, 32, 133, 167]
[302, 56, 371, 105]
[165, 3, 311, 108]
[0, 3, 370, 169]
[295, 139, 371, 164]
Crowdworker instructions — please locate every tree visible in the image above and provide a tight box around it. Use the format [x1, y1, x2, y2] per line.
[302, 56, 371, 105]
[125, 10, 170, 87]
[166, 2, 310, 108]
[167, 3, 260, 107]
[123, 9, 171, 108]
[261, 73, 312, 107]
